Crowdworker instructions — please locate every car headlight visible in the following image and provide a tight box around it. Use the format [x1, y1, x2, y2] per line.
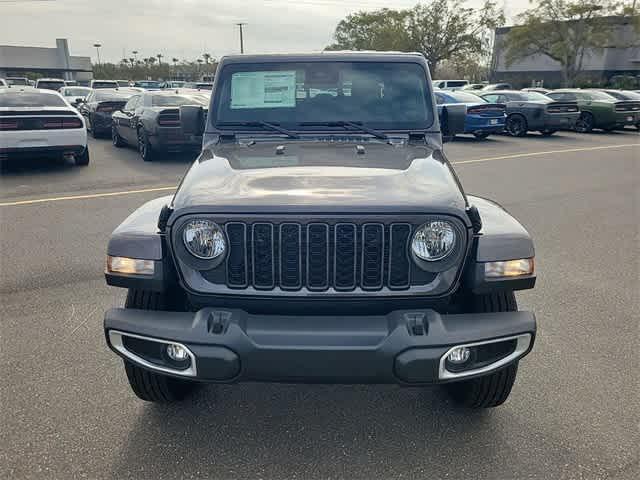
[182, 219, 226, 259]
[411, 221, 456, 261]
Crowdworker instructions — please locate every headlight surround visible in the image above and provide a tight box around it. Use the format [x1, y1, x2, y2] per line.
[182, 219, 226, 260]
[411, 221, 457, 261]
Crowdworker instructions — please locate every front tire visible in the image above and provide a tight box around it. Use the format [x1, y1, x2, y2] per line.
[122, 289, 196, 403]
[444, 291, 520, 408]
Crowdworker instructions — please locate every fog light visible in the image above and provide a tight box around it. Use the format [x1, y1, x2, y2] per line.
[484, 258, 534, 278]
[106, 256, 154, 276]
[166, 343, 189, 362]
[447, 346, 471, 365]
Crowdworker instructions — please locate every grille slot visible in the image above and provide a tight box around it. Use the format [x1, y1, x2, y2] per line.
[223, 221, 423, 292]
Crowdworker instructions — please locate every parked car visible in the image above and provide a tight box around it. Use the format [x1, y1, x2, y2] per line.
[78, 88, 138, 138]
[547, 89, 640, 132]
[461, 83, 488, 91]
[111, 90, 209, 161]
[133, 80, 163, 90]
[595, 89, 640, 130]
[65, 80, 78, 86]
[0, 88, 89, 165]
[59, 86, 92, 107]
[481, 83, 512, 91]
[90, 79, 119, 89]
[432, 79, 469, 91]
[164, 81, 185, 88]
[104, 52, 537, 407]
[116, 80, 131, 87]
[5, 77, 30, 87]
[35, 78, 66, 91]
[434, 90, 506, 139]
[480, 90, 580, 136]
[521, 87, 550, 95]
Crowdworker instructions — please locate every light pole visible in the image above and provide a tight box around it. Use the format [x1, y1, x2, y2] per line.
[236, 23, 247, 54]
[93, 43, 102, 66]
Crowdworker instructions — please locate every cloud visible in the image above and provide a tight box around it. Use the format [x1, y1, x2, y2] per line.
[1, 0, 529, 62]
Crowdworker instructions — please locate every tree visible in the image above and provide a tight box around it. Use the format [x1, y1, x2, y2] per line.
[203, 53, 211, 64]
[326, 0, 504, 73]
[505, 1, 624, 87]
[156, 53, 163, 65]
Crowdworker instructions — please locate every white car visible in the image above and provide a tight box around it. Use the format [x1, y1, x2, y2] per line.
[0, 88, 89, 166]
[59, 86, 92, 107]
[432, 79, 469, 91]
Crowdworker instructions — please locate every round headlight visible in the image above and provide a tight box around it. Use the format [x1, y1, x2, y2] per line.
[182, 219, 226, 259]
[412, 221, 456, 261]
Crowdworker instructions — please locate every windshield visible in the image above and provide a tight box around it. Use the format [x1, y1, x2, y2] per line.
[585, 91, 616, 101]
[214, 61, 432, 131]
[152, 94, 208, 106]
[93, 81, 118, 89]
[0, 92, 67, 107]
[135, 81, 161, 88]
[63, 87, 90, 96]
[37, 81, 65, 90]
[447, 91, 486, 103]
[7, 78, 28, 86]
[94, 91, 133, 101]
[523, 92, 549, 101]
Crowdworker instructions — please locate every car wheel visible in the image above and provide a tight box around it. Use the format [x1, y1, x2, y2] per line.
[540, 129, 556, 137]
[112, 126, 125, 147]
[74, 147, 90, 166]
[575, 112, 594, 133]
[506, 114, 528, 137]
[473, 132, 490, 140]
[137, 127, 155, 162]
[122, 289, 196, 403]
[444, 291, 520, 408]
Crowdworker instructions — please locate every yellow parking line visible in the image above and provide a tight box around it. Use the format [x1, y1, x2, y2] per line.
[0, 186, 176, 207]
[452, 143, 639, 165]
[1, 143, 638, 207]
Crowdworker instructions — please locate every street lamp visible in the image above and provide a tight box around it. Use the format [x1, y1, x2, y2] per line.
[93, 43, 102, 66]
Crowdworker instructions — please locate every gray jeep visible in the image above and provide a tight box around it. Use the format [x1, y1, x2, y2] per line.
[104, 52, 536, 408]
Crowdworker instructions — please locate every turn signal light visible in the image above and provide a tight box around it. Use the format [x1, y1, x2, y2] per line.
[106, 256, 155, 275]
[484, 258, 534, 278]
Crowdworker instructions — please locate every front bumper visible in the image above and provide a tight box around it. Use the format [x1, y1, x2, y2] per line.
[104, 307, 536, 384]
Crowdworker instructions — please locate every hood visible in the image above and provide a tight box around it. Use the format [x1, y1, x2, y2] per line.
[170, 141, 467, 215]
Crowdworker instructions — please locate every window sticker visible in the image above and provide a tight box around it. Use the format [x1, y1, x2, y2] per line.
[231, 71, 297, 109]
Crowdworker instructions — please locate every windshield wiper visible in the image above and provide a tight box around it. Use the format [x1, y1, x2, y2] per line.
[299, 121, 390, 141]
[217, 121, 299, 139]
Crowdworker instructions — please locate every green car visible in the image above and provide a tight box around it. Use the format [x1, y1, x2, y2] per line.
[547, 89, 640, 133]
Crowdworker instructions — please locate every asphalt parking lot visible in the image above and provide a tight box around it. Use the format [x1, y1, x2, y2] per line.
[1, 130, 638, 479]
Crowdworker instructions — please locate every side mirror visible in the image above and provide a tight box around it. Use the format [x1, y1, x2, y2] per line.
[441, 103, 466, 142]
[180, 105, 205, 136]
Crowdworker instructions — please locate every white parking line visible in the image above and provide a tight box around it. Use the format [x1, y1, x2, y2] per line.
[1, 143, 638, 207]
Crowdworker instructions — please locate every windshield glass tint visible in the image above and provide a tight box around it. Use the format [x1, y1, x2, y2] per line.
[448, 91, 486, 103]
[152, 95, 206, 106]
[214, 61, 433, 129]
[93, 82, 118, 88]
[64, 87, 90, 96]
[523, 91, 549, 101]
[0, 92, 67, 107]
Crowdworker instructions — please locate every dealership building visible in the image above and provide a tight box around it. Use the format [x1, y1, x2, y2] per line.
[0, 38, 92, 82]
[491, 16, 640, 88]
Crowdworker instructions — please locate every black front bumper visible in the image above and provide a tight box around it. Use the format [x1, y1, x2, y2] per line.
[104, 307, 536, 384]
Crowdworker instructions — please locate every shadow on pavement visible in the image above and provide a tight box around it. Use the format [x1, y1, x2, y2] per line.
[110, 383, 496, 479]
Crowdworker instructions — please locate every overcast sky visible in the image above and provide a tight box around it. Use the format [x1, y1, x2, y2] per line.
[1, 0, 531, 63]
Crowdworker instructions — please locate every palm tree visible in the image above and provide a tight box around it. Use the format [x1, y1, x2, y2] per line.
[129, 58, 135, 68]
[172, 57, 179, 66]
[148, 57, 156, 65]
[203, 53, 211, 64]
[156, 53, 163, 65]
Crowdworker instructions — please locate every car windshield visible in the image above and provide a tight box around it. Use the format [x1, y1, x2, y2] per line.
[152, 94, 207, 106]
[7, 78, 28, 85]
[447, 91, 486, 103]
[136, 81, 161, 88]
[93, 81, 118, 89]
[37, 81, 65, 90]
[94, 91, 133, 101]
[63, 87, 90, 96]
[0, 92, 67, 107]
[214, 61, 433, 131]
[523, 91, 549, 101]
[585, 91, 616, 101]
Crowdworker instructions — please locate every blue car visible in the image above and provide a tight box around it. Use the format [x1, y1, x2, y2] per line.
[435, 90, 506, 139]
